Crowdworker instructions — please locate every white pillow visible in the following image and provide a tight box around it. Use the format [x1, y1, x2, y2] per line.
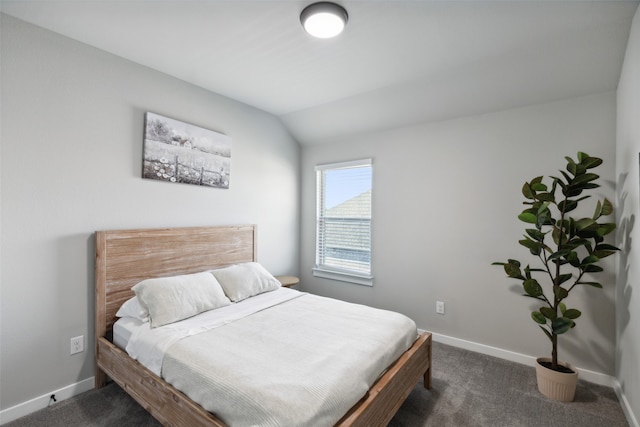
[211, 262, 281, 302]
[116, 296, 149, 322]
[132, 271, 231, 328]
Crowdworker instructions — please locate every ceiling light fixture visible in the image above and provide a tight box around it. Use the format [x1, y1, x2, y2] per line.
[300, 2, 348, 39]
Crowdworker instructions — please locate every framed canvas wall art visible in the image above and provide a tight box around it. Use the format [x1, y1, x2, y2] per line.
[143, 112, 231, 189]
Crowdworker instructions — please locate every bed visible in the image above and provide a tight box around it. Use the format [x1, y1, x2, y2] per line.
[95, 224, 432, 426]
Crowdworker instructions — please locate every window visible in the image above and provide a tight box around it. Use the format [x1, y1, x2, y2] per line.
[314, 159, 373, 286]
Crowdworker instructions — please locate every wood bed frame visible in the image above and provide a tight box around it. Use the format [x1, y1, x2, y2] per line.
[95, 225, 432, 427]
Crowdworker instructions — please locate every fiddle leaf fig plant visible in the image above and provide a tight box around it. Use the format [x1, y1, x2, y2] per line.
[493, 152, 619, 371]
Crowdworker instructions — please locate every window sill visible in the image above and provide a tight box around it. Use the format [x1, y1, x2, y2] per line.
[312, 268, 373, 286]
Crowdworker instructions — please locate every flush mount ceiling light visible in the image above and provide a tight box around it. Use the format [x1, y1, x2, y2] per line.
[300, 2, 348, 39]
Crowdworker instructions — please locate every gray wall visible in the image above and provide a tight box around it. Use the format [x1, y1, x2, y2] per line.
[301, 92, 618, 376]
[616, 5, 640, 425]
[0, 14, 300, 410]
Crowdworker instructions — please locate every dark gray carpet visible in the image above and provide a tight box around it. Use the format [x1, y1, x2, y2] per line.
[6, 342, 629, 427]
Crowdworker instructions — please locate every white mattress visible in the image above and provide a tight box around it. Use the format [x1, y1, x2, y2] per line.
[113, 316, 142, 350]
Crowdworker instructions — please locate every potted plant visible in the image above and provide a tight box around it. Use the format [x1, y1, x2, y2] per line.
[493, 152, 619, 401]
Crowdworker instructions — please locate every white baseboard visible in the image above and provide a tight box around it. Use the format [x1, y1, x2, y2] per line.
[0, 377, 94, 425]
[424, 331, 615, 387]
[614, 380, 640, 427]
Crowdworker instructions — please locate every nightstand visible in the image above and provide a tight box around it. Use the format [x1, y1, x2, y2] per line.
[276, 275, 300, 288]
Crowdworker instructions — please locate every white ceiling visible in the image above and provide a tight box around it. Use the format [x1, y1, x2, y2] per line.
[2, 0, 638, 144]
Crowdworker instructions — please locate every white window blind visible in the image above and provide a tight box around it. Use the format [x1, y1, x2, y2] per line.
[314, 159, 373, 286]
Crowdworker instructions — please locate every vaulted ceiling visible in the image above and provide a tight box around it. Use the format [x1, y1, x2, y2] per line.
[2, 0, 638, 145]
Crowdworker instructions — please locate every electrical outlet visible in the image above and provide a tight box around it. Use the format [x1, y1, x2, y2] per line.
[436, 301, 445, 315]
[70, 335, 84, 355]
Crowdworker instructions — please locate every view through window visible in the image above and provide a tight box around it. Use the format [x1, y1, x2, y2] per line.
[314, 159, 372, 285]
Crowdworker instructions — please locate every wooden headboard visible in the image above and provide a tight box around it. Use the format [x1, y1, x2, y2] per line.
[95, 225, 257, 341]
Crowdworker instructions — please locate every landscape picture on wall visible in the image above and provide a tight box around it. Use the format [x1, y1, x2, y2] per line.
[143, 112, 231, 189]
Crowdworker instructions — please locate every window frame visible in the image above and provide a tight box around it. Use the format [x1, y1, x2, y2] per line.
[313, 158, 373, 286]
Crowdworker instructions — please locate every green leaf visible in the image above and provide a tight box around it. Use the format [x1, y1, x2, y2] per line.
[522, 182, 534, 199]
[553, 177, 566, 191]
[532, 311, 547, 324]
[566, 251, 580, 267]
[583, 265, 604, 273]
[579, 183, 600, 190]
[576, 152, 588, 162]
[595, 243, 620, 251]
[519, 238, 542, 256]
[540, 307, 557, 320]
[552, 227, 566, 246]
[575, 218, 597, 231]
[581, 255, 600, 266]
[538, 201, 551, 215]
[503, 260, 524, 279]
[559, 302, 567, 314]
[554, 286, 569, 300]
[532, 182, 548, 192]
[518, 212, 538, 224]
[563, 309, 582, 319]
[559, 171, 573, 185]
[565, 158, 578, 176]
[600, 198, 614, 216]
[594, 250, 616, 259]
[575, 195, 592, 203]
[526, 229, 545, 241]
[519, 238, 537, 249]
[563, 186, 584, 198]
[576, 281, 603, 288]
[593, 200, 602, 219]
[571, 173, 599, 186]
[581, 155, 603, 169]
[574, 164, 588, 176]
[523, 279, 543, 297]
[593, 244, 620, 259]
[548, 249, 571, 261]
[557, 273, 573, 285]
[552, 317, 574, 335]
[537, 193, 555, 202]
[564, 238, 590, 250]
[597, 223, 616, 237]
[558, 199, 578, 213]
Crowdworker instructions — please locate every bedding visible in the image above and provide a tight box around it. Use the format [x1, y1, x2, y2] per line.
[132, 271, 231, 327]
[122, 287, 302, 375]
[113, 316, 142, 350]
[211, 262, 281, 301]
[118, 287, 417, 427]
[115, 296, 149, 322]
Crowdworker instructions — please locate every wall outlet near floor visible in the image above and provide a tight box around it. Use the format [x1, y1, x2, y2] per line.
[436, 301, 445, 315]
[70, 335, 84, 355]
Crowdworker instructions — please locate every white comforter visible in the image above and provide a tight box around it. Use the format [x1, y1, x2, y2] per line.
[126, 288, 417, 427]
